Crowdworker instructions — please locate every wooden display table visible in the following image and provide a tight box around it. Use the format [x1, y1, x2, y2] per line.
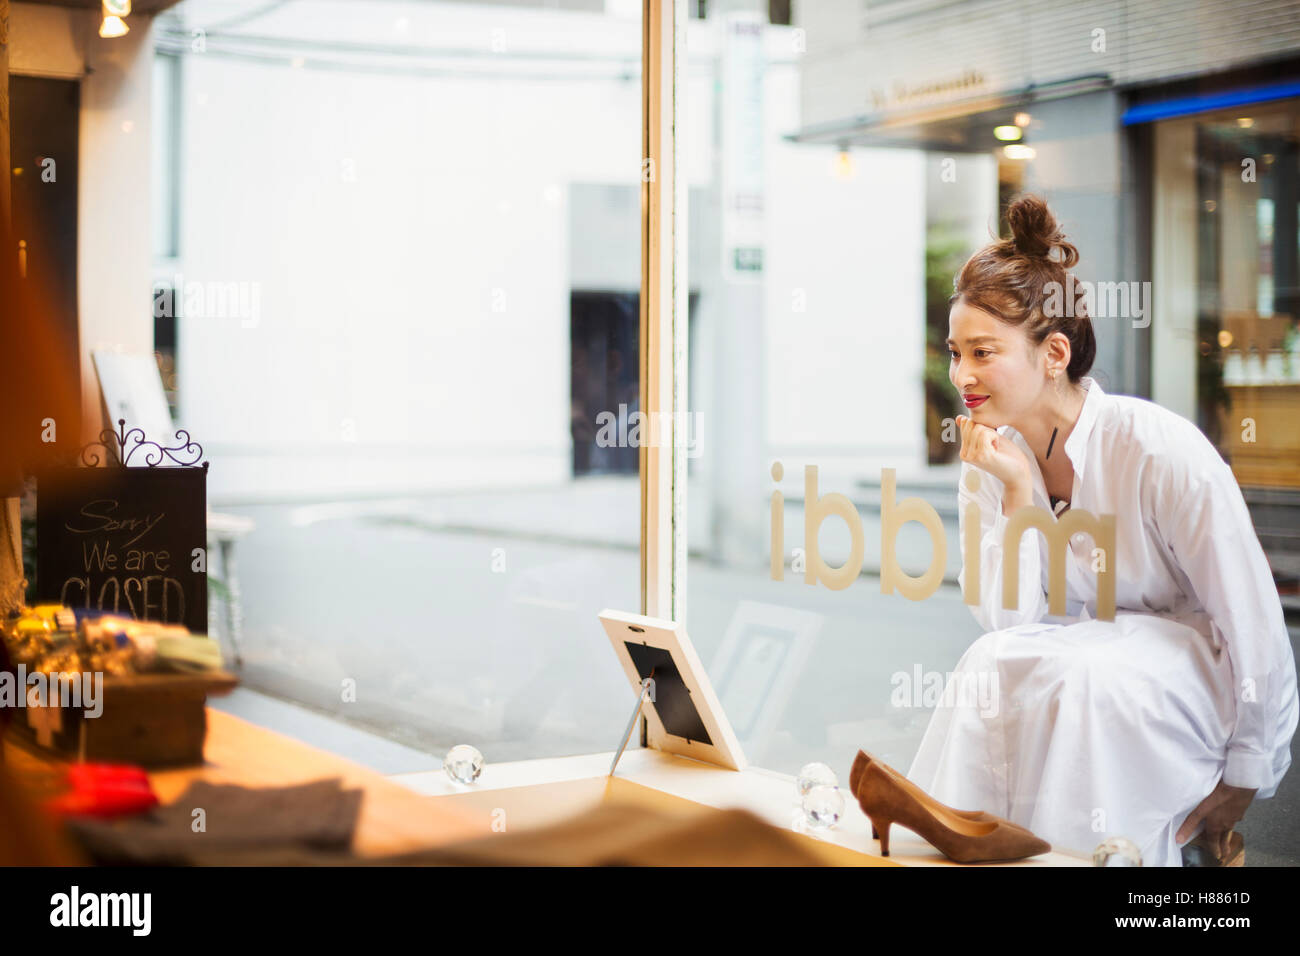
[398, 748, 1089, 867]
[3, 709, 483, 860]
[5, 708, 1088, 866]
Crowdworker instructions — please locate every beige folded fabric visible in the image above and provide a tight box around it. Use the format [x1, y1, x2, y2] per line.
[394, 802, 832, 866]
[178, 802, 847, 866]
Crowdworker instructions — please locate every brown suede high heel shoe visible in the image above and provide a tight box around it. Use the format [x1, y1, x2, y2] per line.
[849, 750, 1033, 840]
[852, 756, 1052, 863]
[852, 754, 1034, 837]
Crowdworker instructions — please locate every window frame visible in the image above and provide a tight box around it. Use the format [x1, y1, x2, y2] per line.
[640, 0, 687, 623]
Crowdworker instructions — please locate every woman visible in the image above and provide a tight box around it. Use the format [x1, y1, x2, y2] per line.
[907, 195, 1298, 866]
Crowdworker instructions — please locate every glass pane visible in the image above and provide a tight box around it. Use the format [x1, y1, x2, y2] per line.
[154, 0, 644, 764]
[1191, 100, 1300, 614]
[1194, 102, 1300, 463]
[685, 5, 1004, 783]
[683, 4, 1300, 832]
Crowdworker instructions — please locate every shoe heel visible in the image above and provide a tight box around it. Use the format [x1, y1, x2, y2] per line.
[871, 818, 892, 856]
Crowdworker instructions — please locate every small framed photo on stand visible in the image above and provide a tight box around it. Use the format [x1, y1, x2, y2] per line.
[599, 609, 747, 773]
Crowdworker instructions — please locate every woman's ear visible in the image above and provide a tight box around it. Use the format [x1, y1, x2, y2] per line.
[1044, 331, 1072, 378]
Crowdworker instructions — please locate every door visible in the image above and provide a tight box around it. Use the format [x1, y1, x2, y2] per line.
[9, 76, 82, 470]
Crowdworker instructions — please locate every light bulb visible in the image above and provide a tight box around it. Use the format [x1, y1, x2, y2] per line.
[100, 15, 129, 38]
[833, 149, 854, 180]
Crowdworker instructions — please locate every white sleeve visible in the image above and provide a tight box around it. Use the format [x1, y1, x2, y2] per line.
[957, 461, 1050, 633]
[1153, 445, 1299, 798]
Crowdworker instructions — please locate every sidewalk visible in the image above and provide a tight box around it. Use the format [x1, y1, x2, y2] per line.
[241, 468, 970, 582]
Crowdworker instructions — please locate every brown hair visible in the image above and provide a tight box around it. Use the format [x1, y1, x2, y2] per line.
[950, 195, 1097, 383]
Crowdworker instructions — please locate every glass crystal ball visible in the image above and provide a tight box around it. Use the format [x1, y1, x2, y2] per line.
[801, 784, 844, 830]
[1093, 836, 1143, 867]
[796, 761, 838, 798]
[443, 744, 484, 784]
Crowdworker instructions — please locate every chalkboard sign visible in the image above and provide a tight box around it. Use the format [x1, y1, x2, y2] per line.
[35, 465, 208, 633]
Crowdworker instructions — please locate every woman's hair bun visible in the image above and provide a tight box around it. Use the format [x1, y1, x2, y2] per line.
[1006, 194, 1078, 268]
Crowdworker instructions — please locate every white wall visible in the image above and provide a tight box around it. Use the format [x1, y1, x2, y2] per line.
[79, 17, 157, 446]
[162, 1, 928, 502]
[762, 62, 927, 487]
[173, 2, 648, 502]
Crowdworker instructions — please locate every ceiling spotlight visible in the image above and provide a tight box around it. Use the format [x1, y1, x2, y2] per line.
[100, 0, 130, 37]
[100, 15, 128, 37]
[1014, 112, 1032, 127]
[1003, 144, 1036, 160]
[994, 125, 1022, 141]
[1237, 117, 1254, 128]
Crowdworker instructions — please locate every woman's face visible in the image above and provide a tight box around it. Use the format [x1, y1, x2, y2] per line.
[947, 299, 1044, 428]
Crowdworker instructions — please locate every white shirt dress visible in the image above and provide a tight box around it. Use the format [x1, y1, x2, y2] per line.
[907, 376, 1299, 866]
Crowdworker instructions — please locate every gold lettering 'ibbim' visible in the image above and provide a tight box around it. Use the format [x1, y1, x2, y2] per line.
[769, 463, 1117, 622]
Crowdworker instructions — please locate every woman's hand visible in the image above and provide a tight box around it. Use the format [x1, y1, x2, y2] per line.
[956, 414, 1034, 492]
[1176, 779, 1257, 860]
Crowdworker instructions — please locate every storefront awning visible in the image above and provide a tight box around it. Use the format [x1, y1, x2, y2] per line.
[785, 74, 1112, 150]
[1122, 78, 1300, 125]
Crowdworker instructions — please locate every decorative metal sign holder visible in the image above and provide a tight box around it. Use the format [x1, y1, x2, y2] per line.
[79, 418, 207, 470]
